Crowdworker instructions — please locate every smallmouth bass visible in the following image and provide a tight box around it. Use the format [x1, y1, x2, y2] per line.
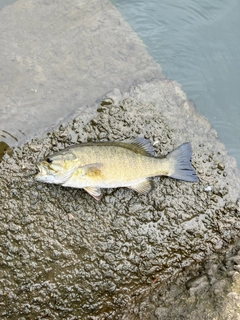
[35, 138, 198, 200]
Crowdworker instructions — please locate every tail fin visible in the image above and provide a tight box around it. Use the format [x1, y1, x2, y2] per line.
[166, 143, 198, 182]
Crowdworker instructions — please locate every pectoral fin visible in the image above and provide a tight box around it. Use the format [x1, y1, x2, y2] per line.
[80, 163, 103, 178]
[62, 163, 103, 188]
[129, 179, 153, 194]
[84, 187, 102, 200]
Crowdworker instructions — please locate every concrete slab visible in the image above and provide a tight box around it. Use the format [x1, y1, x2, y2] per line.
[0, 0, 162, 146]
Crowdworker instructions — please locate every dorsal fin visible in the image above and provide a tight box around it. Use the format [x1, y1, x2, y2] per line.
[123, 137, 155, 156]
[62, 138, 155, 157]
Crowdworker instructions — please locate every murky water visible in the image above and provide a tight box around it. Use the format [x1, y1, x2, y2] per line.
[112, 0, 240, 166]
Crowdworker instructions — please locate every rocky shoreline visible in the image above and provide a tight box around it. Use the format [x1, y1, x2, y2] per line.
[0, 0, 239, 318]
[1, 82, 240, 319]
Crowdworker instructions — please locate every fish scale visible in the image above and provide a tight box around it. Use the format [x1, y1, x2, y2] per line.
[35, 138, 198, 200]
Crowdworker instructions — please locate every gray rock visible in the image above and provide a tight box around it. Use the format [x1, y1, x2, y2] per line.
[0, 0, 240, 319]
[232, 256, 240, 265]
[155, 307, 169, 319]
[1, 81, 240, 319]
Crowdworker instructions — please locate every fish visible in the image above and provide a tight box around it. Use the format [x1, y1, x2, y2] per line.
[35, 138, 198, 200]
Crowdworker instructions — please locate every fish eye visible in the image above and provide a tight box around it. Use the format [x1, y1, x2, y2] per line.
[46, 158, 53, 163]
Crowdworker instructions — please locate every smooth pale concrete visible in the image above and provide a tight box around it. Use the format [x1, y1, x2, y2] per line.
[0, 0, 162, 146]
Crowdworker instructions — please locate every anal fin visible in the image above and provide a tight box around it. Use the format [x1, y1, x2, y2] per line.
[84, 187, 102, 200]
[129, 179, 153, 194]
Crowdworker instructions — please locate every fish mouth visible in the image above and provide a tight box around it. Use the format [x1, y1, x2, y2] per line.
[35, 164, 48, 179]
[36, 164, 44, 174]
[36, 164, 41, 173]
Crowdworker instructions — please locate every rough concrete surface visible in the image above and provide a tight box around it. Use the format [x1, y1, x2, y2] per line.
[1, 0, 240, 319]
[1, 80, 240, 319]
[152, 240, 240, 320]
[0, 0, 161, 147]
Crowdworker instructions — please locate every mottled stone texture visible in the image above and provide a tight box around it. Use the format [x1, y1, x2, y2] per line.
[152, 240, 240, 320]
[0, 80, 240, 319]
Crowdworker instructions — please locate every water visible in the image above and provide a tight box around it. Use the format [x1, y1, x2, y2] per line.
[112, 0, 240, 166]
